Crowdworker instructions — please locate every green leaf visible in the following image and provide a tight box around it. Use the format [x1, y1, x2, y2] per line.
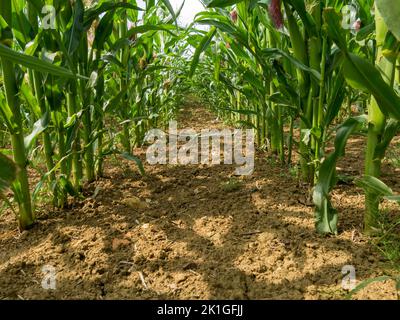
[0, 152, 17, 213]
[0, 91, 16, 132]
[169, 0, 186, 25]
[0, 154, 18, 219]
[242, 70, 265, 93]
[160, 0, 177, 24]
[356, 175, 393, 197]
[65, 0, 84, 55]
[342, 53, 400, 121]
[0, 44, 84, 79]
[285, 0, 317, 36]
[93, 10, 115, 50]
[356, 22, 375, 42]
[21, 82, 40, 117]
[84, 2, 143, 30]
[324, 75, 346, 127]
[324, 8, 400, 121]
[314, 116, 367, 234]
[25, 0, 42, 13]
[126, 24, 177, 37]
[0, 153, 17, 192]
[346, 276, 392, 300]
[374, 119, 400, 159]
[101, 54, 124, 69]
[189, 27, 217, 77]
[384, 195, 400, 202]
[262, 48, 321, 81]
[121, 152, 145, 176]
[323, 8, 348, 51]
[376, 0, 400, 41]
[206, 0, 245, 7]
[216, 106, 258, 116]
[59, 176, 77, 197]
[235, 120, 257, 129]
[24, 112, 50, 151]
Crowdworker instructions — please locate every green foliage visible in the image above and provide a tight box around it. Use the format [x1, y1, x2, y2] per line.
[0, 153, 16, 192]
[376, 0, 400, 41]
[0, 0, 189, 228]
[314, 116, 367, 234]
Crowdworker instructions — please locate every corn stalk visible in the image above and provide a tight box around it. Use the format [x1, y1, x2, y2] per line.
[0, 0, 35, 229]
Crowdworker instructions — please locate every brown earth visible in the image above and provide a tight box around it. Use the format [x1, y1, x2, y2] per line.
[0, 102, 399, 300]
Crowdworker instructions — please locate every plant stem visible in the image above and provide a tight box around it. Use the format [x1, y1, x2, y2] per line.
[0, 0, 34, 229]
[364, 4, 393, 233]
[67, 83, 82, 191]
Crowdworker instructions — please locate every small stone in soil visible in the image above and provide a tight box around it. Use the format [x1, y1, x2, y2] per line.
[175, 274, 188, 283]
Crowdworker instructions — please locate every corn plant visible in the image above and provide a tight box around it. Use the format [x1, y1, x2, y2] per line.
[190, 0, 400, 235]
[0, 0, 81, 228]
[0, 0, 186, 229]
[314, 1, 400, 234]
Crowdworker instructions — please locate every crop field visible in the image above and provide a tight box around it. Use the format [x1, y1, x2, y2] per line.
[0, 0, 399, 301]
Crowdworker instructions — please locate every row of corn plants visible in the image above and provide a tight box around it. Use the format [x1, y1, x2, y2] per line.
[314, 0, 400, 234]
[189, 0, 399, 235]
[0, 0, 189, 230]
[191, 0, 351, 177]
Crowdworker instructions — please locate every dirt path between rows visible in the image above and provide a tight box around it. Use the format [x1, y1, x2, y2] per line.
[0, 101, 399, 300]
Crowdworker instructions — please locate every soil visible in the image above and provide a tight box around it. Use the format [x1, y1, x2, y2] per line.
[0, 102, 399, 300]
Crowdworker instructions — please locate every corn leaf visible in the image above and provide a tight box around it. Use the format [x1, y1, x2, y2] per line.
[160, 0, 177, 24]
[0, 153, 17, 192]
[342, 53, 400, 120]
[0, 44, 82, 79]
[0, 91, 16, 132]
[346, 276, 392, 300]
[356, 175, 393, 197]
[376, 0, 400, 41]
[121, 152, 145, 176]
[24, 112, 50, 152]
[324, 8, 400, 121]
[262, 48, 321, 81]
[65, 0, 84, 55]
[189, 27, 217, 77]
[205, 0, 245, 7]
[314, 116, 367, 234]
[84, 2, 144, 30]
[127, 24, 177, 37]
